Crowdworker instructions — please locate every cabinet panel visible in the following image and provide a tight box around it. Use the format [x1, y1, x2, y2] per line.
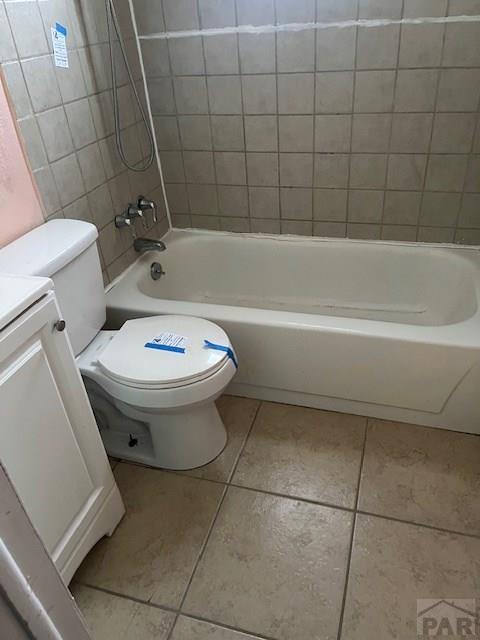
[0, 292, 123, 578]
[0, 341, 95, 553]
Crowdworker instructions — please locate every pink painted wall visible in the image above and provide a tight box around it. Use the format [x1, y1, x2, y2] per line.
[0, 73, 43, 249]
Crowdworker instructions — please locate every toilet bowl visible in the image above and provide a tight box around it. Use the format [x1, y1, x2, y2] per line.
[0, 219, 237, 470]
[78, 315, 237, 470]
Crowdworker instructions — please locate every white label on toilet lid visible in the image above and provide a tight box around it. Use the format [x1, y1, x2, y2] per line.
[144, 332, 188, 353]
[153, 332, 187, 348]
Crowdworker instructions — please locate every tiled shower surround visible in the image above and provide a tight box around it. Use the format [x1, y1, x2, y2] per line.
[136, 0, 480, 243]
[0, 0, 167, 282]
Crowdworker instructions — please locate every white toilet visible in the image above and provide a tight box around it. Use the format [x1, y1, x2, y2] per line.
[0, 219, 236, 470]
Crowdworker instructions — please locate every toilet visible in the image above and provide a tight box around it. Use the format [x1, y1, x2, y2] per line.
[0, 219, 236, 470]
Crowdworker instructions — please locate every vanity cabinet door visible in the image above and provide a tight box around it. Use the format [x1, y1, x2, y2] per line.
[0, 292, 116, 575]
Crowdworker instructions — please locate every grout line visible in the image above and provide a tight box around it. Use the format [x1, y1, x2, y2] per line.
[345, 2, 360, 230]
[273, 0, 282, 234]
[234, 0, 251, 233]
[151, 108, 478, 117]
[169, 483, 229, 638]
[176, 612, 279, 640]
[195, 0, 220, 231]
[357, 509, 480, 540]
[228, 480, 355, 513]
[165, 406, 266, 638]
[335, 409, 368, 640]
[73, 583, 274, 640]
[416, 3, 450, 241]
[139, 66, 480, 79]
[380, 0, 404, 238]
[310, 0, 318, 235]
[226, 399, 263, 483]
[163, 3, 190, 228]
[138, 14, 480, 41]
[160, 148, 476, 155]
[73, 582, 178, 615]
[355, 416, 370, 511]
[171, 400, 264, 629]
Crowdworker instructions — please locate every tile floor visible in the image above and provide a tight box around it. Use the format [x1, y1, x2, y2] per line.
[71, 396, 480, 640]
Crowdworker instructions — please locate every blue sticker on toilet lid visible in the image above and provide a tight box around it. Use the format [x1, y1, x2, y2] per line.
[145, 332, 187, 353]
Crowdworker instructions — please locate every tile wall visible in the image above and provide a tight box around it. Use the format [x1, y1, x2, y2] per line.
[0, 0, 168, 283]
[135, 0, 480, 243]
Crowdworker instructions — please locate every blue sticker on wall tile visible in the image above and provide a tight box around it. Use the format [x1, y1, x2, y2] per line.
[55, 22, 67, 36]
[52, 23, 68, 68]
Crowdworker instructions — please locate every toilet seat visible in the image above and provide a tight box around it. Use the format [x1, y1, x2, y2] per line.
[97, 315, 233, 390]
[78, 316, 237, 411]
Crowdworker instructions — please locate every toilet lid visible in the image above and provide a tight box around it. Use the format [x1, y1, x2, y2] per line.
[97, 315, 232, 389]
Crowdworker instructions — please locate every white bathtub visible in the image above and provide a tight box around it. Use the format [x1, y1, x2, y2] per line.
[106, 230, 480, 434]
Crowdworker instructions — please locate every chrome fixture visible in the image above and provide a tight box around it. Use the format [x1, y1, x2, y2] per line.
[133, 238, 167, 254]
[114, 203, 145, 235]
[126, 204, 143, 220]
[114, 213, 132, 230]
[150, 262, 166, 280]
[137, 196, 157, 225]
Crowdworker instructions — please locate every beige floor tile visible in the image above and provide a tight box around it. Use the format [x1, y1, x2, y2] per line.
[75, 463, 224, 608]
[183, 486, 353, 640]
[182, 396, 260, 482]
[171, 616, 261, 639]
[233, 403, 366, 507]
[71, 584, 174, 640]
[358, 420, 480, 534]
[341, 514, 480, 640]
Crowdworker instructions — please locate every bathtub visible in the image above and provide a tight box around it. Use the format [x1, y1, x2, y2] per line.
[106, 230, 480, 435]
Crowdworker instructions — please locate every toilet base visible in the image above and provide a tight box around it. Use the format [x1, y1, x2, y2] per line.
[83, 378, 227, 470]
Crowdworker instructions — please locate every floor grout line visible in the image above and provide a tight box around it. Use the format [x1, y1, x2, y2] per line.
[166, 482, 229, 640]
[336, 400, 369, 640]
[165, 399, 264, 639]
[228, 481, 355, 512]
[357, 509, 480, 540]
[227, 399, 263, 484]
[72, 582, 178, 615]
[73, 581, 274, 640]
[177, 611, 278, 640]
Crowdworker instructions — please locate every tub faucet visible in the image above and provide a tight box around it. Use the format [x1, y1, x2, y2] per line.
[133, 238, 166, 253]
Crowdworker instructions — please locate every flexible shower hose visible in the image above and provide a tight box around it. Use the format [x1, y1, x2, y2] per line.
[105, 0, 155, 172]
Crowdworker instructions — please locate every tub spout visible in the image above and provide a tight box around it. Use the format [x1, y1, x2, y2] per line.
[133, 238, 167, 253]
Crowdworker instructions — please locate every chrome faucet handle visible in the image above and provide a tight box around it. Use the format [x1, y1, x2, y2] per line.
[114, 214, 132, 228]
[137, 195, 157, 223]
[115, 213, 137, 239]
[126, 204, 143, 219]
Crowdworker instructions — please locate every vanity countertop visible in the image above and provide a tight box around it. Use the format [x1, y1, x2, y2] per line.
[0, 273, 52, 331]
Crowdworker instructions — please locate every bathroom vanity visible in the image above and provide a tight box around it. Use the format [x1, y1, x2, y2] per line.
[0, 274, 124, 584]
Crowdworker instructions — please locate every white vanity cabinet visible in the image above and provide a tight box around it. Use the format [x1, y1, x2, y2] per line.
[0, 275, 124, 584]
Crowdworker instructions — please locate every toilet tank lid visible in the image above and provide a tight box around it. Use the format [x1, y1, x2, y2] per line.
[0, 220, 98, 277]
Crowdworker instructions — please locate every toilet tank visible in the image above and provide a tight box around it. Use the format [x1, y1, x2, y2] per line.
[0, 220, 106, 356]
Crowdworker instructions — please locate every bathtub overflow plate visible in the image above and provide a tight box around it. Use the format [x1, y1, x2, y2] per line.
[151, 262, 165, 280]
